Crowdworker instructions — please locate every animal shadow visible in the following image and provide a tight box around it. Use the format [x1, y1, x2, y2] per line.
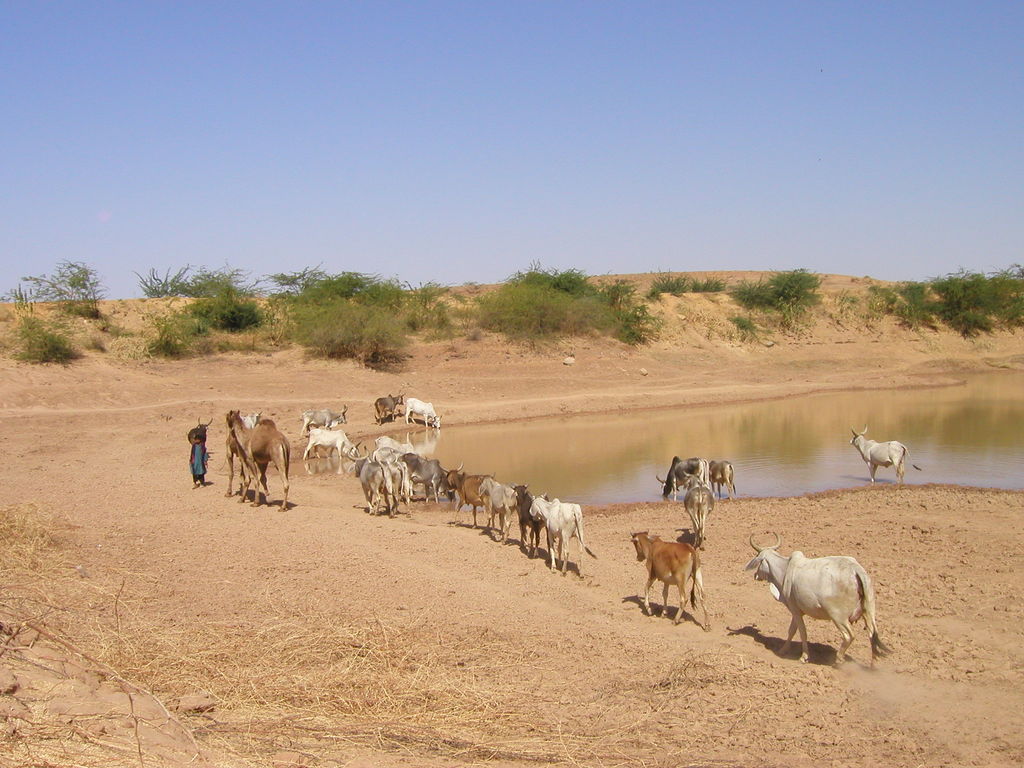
[726, 624, 837, 665]
[622, 595, 703, 629]
[673, 529, 698, 547]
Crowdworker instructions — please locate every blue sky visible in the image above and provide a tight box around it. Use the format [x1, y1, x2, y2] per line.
[2, 2, 1021, 299]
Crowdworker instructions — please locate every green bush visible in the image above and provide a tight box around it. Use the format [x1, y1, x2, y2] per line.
[14, 317, 78, 364]
[689, 277, 725, 292]
[147, 312, 207, 358]
[646, 274, 691, 299]
[731, 269, 820, 325]
[403, 283, 454, 334]
[930, 271, 998, 337]
[189, 288, 263, 332]
[509, 265, 591, 297]
[292, 301, 408, 369]
[890, 282, 936, 329]
[729, 315, 759, 342]
[478, 283, 609, 339]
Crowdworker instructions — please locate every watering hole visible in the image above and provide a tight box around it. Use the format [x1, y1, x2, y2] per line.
[309, 372, 1024, 503]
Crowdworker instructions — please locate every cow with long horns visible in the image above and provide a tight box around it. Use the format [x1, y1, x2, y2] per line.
[744, 533, 891, 665]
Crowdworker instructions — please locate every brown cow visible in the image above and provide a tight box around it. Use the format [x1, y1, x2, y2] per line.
[445, 465, 492, 528]
[630, 531, 710, 631]
[373, 393, 404, 425]
[514, 484, 543, 556]
[225, 410, 291, 509]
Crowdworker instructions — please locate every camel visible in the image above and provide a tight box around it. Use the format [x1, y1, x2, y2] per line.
[225, 416, 250, 498]
[225, 410, 291, 509]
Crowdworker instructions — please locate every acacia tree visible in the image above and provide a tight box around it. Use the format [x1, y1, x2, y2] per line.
[15, 260, 106, 318]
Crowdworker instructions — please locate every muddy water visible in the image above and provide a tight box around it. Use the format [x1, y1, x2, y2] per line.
[423, 372, 1024, 504]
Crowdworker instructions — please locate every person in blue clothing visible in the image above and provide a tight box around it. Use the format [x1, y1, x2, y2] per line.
[189, 434, 209, 487]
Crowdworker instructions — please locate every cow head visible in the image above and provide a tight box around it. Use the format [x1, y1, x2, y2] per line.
[744, 532, 782, 580]
[188, 418, 212, 443]
[630, 531, 653, 562]
[849, 425, 868, 446]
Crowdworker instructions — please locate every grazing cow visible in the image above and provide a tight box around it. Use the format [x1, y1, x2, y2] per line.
[400, 454, 451, 503]
[445, 466, 492, 528]
[708, 460, 736, 499]
[513, 485, 543, 556]
[240, 412, 262, 430]
[225, 410, 291, 509]
[405, 397, 441, 429]
[303, 427, 360, 461]
[300, 407, 348, 435]
[480, 478, 519, 543]
[657, 456, 709, 500]
[374, 394, 404, 425]
[187, 418, 212, 444]
[529, 497, 597, 576]
[850, 426, 921, 484]
[683, 476, 715, 550]
[630, 532, 710, 630]
[744, 533, 891, 665]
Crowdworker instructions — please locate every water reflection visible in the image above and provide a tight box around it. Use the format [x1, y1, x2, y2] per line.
[430, 373, 1024, 503]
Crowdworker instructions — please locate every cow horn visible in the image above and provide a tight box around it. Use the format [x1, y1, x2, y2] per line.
[456, 462, 464, 472]
[749, 532, 782, 552]
[656, 474, 665, 484]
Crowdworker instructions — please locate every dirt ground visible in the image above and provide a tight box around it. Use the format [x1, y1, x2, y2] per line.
[1, 276, 1023, 767]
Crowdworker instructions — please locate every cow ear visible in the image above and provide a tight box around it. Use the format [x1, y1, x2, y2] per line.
[743, 556, 761, 571]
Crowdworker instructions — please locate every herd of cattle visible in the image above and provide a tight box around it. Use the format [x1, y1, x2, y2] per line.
[186, 400, 904, 667]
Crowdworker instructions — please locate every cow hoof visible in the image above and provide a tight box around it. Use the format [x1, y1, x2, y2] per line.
[799, 655, 809, 664]
[702, 624, 711, 633]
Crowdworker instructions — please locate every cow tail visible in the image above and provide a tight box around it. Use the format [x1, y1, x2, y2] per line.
[574, 515, 597, 559]
[690, 548, 704, 608]
[856, 569, 891, 659]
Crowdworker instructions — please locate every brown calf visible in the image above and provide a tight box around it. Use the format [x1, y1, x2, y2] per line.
[444, 467, 493, 528]
[630, 531, 710, 631]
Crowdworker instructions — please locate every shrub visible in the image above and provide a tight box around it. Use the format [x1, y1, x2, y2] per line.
[189, 288, 263, 332]
[403, 283, 454, 334]
[731, 269, 820, 325]
[265, 266, 329, 296]
[136, 266, 194, 298]
[185, 265, 262, 298]
[147, 313, 204, 358]
[729, 315, 759, 342]
[10, 261, 105, 319]
[646, 274, 691, 299]
[292, 301, 408, 369]
[930, 271, 996, 337]
[477, 283, 606, 339]
[509, 265, 591, 297]
[689, 277, 726, 293]
[14, 317, 78, 364]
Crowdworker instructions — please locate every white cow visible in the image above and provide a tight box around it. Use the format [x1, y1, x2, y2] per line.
[745, 533, 891, 665]
[301, 407, 348, 435]
[303, 427, 360, 461]
[480, 478, 519, 543]
[850, 426, 921, 484]
[682, 476, 715, 550]
[529, 497, 597, 576]
[405, 397, 441, 429]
